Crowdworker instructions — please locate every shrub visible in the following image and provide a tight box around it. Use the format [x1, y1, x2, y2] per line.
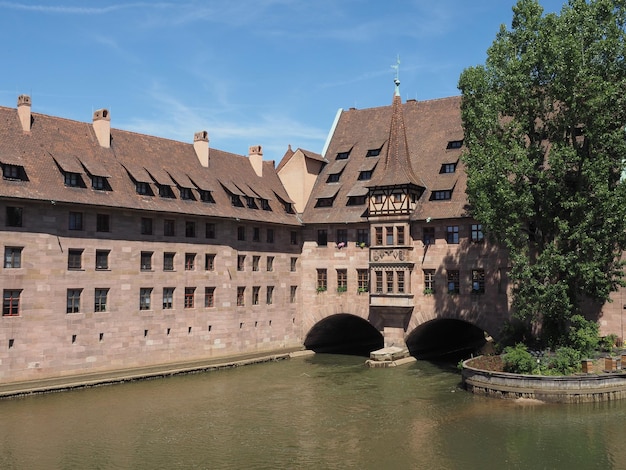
[567, 315, 599, 357]
[544, 347, 581, 376]
[502, 343, 536, 374]
[601, 334, 619, 353]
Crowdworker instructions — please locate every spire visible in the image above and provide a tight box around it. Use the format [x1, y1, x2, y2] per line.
[368, 75, 422, 189]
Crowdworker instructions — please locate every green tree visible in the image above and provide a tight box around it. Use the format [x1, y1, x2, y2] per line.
[459, 0, 626, 347]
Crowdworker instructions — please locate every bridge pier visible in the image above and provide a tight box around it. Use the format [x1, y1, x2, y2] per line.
[366, 326, 413, 368]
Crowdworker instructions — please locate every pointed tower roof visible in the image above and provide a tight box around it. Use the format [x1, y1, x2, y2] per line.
[368, 78, 423, 189]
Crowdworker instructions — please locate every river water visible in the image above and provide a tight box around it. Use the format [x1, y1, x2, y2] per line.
[0, 354, 624, 469]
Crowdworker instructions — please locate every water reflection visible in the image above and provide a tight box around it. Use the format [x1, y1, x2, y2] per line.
[0, 355, 624, 469]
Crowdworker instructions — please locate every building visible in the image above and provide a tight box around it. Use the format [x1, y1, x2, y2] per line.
[1, 79, 624, 384]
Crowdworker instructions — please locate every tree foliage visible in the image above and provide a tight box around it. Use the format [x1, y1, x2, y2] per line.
[459, 0, 626, 347]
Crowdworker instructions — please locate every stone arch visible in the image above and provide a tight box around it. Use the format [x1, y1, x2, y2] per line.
[405, 318, 488, 358]
[304, 313, 383, 355]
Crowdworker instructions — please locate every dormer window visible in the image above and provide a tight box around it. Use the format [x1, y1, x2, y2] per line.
[447, 140, 463, 149]
[432, 190, 452, 200]
[358, 170, 372, 180]
[136, 182, 152, 195]
[158, 185, 175, 198]
[231, 194, 243, 207]
[260, 199, 271, 211]
[199, 190, 214, 203]
[64, 172, 83, 187]
[327, 172, 341, 183]
[246, 196, 258, 209]
[2, 164, 25, 181]
[180, 187, 194, 200]
[366, 148, 381, 157]
[440, 163, 457, 174]
[91, 175, 111, 191]
[316, 197, 334, 208]
[336, 150, 351, 160]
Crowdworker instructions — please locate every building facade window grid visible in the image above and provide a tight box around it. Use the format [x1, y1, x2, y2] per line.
[447, 270, 460, 294]
[317, 269, 327, 291]
[163, 287, 174, 309]
[424, 269, 436, 292]
[357, 269, 369, 292]
[185, 253, 196, 271]
[472, 269, 485, 294]
[68, 249, 83, 270]
[163, 253, 175, 271]
[95, 250, 109, 270]
[252, 286, 260, 305]
[266, 286, 274, 304]
[337, 269, 347, 291]
[446, 226, 459, 244]
[471, 224, 484, 242]
[94, 288, 108, 312]
[3, 289, 20, 316]
[266, 256, 274, 272]
[205, 287, 215, 308]
[205, 253, 215, 271]
[237, 287, 245, 306]
[140, 251, 153, 271]
[184, 287, 195, 308]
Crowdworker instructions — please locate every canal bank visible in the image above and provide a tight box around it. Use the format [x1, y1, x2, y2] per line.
[0, 347, 311, 399]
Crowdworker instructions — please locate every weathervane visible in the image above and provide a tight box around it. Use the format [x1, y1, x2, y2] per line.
[391, 55, 401, 95]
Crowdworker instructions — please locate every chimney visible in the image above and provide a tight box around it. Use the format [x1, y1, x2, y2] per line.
[249, 145, 263, 177]
[92, 109, 111, 148]
[194, 131, 209, 167]
[17, 94, 31, 132]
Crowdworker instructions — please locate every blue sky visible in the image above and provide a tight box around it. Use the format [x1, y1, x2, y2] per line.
[0, 0, 566, 160]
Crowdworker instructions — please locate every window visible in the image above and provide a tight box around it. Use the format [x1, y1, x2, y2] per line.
[397, 271, 405, 293]
[185, 253, 196, 271]
[446, 226, 459, 244]
[252, 286, 260, 305]
[95, 250, 109, 270]
[94, 288, 108, 312]
[92, 176, 109, 190]
[261, 199, 271, 211]
[366, 148, 381, 157]
[237, 287, 245, 306]
[358, 170, 372, 181]
[317, 229, 328, 246]
[163, 252, 175, 271]
[252, 255, 260, 271]
[245, 196, 257, 209]
[139, 288, 152, 310]
[3, 289, 21, 316]
[205, 223, 216, 239]
[393, 193, 403, 203]
[4, 247, 22, 268]
[386, 226, 394, 245]
[231, 194, 243, 207]
[337, 229, 348, 245]
[471, 224, 484, 242]
[432, 190, 452, 200]
[163, 287, 174, 309]
[266, 256, 274, 272]
[200, 190, 214, 203]
[184, 287, 195, 308]
[164, 219, 175, 236]
[253, 227, 260, 242]
[397, 226, 405, 245]
[423, 227, 435, 245]
[266, 286, 274, 305]
[317, 269, 327, 292]
[64, 172, 82, 187]
[357, 229, 369, 246]
[136, 182, 150, 195]
[447, 270, 460, 294]
[337, 269, 347, 292]
[327, 172, 341, 183]
[69, 212, 83, 231]
[315, 197, 334, 208]
[336, 150, 351, 160]
[141, 217, 153, 235]
[424, 269, 435, 293]
[68, 249, 83, 270]
[290, 231, 298, 245]
[386, 270, 394, 293]
[358, 269, 369, 292]
[375, 270, 383, 293]
[185, 221, 196, 238]
[374, 194, 383, 204]
[472, 269, 485, 294]
[237, 255, 246, 271]
[267, 228, 274, 243]
[158, 185, 175, 198]
[290, 257, 297, 272]
[3, 164, 23, 180]
[140, 251, 153, 271]
[205, 254, 215, 271]
[447, 140, 463, 149]
[66, 289, 82, 314]
[6, 207, 22, 227]
[237, 226, 246, 241]
[375, 227, 383, 246]
[440, 163, 457, 174]
[290, 285, 297, 303]
[205, 287, 215, 308]
[180, 187, 193, 200]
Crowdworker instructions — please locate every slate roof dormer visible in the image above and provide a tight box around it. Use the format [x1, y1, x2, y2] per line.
[367, 78, 423, 190]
